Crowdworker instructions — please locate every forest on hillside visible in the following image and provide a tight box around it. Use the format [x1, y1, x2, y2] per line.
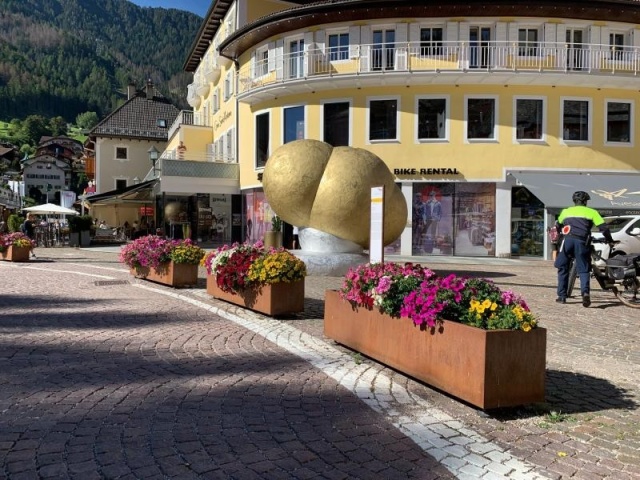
[0, 0, 201, 123]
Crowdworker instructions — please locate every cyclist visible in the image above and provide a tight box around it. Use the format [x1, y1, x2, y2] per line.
[554, 191, 614, 307]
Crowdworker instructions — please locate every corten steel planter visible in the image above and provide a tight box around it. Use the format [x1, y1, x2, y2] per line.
[324, 290, 546, 410]
[0, 245, 30, 262]
[130, 262, 198, 288]
[206, 275, 304, 316]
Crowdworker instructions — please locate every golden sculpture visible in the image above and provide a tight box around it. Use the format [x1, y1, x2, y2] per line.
[262, 139, 407, 248]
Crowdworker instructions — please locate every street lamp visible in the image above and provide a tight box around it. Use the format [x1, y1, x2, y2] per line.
[148, 146, 159, 178]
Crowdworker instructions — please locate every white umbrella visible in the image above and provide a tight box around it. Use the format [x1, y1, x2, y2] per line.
[23, 203, 79, 215]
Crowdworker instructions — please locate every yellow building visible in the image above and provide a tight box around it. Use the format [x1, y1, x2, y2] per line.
[169, 0, 640, 257]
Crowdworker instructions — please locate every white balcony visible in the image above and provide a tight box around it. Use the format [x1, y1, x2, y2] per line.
[186, 83, 201, 109]
[237, 41, 640, 100]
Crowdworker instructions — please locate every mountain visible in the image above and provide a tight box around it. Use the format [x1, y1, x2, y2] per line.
[0, 0, 202, 122]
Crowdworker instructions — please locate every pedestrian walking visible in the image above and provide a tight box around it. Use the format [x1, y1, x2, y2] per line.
[554, 191, 613, 306]
[21, 213, 37, 258]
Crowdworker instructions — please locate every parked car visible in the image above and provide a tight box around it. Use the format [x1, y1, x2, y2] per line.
[591, 215, 640, 266]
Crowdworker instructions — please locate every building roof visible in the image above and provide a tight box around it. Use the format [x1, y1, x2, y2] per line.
[181, 0, 640, 63]
[89, 81, 179, 141]
[184, 0, 315, 72]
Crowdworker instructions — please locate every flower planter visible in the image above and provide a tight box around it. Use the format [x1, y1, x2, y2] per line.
[130, 262, 198, 288]
[206, 275, 304, 316]
[263, 231, 283, 249]
[0, 245, 30, 262]
[324, 290, 546, 410]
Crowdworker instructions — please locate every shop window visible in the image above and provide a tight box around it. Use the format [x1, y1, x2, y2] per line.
[411, 183, 496, 257]
[510, 187, 544, 257]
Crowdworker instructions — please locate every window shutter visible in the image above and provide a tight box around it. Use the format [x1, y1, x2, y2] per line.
[274, 40, 284, 80]
[396, 23, 408, 70]
[349, 26, 360, 58]
[361, 26, 371, 72]
[269, 41, 277, 72]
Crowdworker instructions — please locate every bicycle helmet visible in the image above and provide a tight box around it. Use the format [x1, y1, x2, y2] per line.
[572, 191, 591, 205]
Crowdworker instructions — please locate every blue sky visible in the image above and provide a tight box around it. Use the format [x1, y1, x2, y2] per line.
[129, 0, 210, 17]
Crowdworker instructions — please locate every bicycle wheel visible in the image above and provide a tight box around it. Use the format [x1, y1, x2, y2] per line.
[567, 258, 578, 298]
[612, 279, 640, 308]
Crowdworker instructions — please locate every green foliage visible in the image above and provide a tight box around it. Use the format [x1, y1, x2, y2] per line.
[7, 214, 24, 233]
[68, 214, 93, 233]
[75, 111, 99, 130]
[0, 0, 201, 122]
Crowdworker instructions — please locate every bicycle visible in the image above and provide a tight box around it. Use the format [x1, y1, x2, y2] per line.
[566, 237, 640, 308]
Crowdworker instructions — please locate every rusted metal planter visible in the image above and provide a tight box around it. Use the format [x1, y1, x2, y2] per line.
[0, 245, 30, 262]
[130, 262, 198, 288]
[324, 290, 546, 410]
[206, 275, 304, 316]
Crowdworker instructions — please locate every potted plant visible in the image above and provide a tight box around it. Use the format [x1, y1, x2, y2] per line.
[68, 214, 93, 247]
[325, 262, 546, 409]
[263, 215, 283, 249]
[0, 232, 36, 262]
[119, 235, 205, 287]
[203, 240, 307, 315]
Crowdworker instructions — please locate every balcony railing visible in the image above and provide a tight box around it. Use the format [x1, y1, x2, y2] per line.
[160, 148, 236, 164]
[167, 110, 212, 141]
[238, 41, 640, 94]
[144, 158, 239, 182]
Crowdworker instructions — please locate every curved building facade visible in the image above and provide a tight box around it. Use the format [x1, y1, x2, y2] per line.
[175, 0, 640, 257]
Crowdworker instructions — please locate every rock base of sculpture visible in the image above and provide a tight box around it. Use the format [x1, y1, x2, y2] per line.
[295, 228, 367, 276]
[292, 251, 368, 277]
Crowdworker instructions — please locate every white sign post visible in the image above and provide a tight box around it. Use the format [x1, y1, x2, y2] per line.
[370, 186, 385, 263]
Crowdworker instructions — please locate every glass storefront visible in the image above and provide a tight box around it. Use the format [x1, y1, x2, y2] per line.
[412, 183, 495, 256]
[510, 187, 544, 257]
[156, 193, 239, 245]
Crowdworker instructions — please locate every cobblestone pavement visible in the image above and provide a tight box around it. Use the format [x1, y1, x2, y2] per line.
[0, 247, 638, 480]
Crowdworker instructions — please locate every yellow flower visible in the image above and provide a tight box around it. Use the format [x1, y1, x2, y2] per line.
[522, 322, 532, 332]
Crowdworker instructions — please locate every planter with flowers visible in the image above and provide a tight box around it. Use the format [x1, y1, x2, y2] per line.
[119, 235, 205, 288]
[0, 232, 35, 262]
[263, 215, 283, 249]
[203, 241, 306, 316]
[325, 262, 546, 409]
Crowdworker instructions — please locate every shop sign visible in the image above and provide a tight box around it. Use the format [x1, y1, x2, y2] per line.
[394, 168, 460, 176]
[140, 206, 154, 216]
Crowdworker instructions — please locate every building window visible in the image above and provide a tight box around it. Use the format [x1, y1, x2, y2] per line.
[466, 97, 497, 140]
[255, 47, 268, 77]
[420, 27, 443, 56]
[224, 71, 233, 100]
[323, 101, 350, 146]
[328, 33, 349, 61]
[157, 119, 167, 128]
[609, 33, 626, 60]
[115, 147, 127, 160]
[606, 101, 632, 144]
[515, 98, 544, 141]
[368, 98, 398, 141]
[562, 99, 590, 142]
[417, 97, 448, 140]
[255, 111, 270, 169]
[115, 179, 127, 190]
[284, 106, 305, 143]
[518, 28, 539, 56]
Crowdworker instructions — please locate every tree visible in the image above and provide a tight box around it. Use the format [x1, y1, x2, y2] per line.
[75, 111, 99, 130]
[21, 115, 51, 145]
[49, 116, 68, 136]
